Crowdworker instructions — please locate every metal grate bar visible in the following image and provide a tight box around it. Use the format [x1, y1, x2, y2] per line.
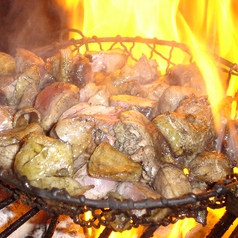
[43, 215, 59, 238]
[0, 195, 18, 210]
[140, 225, 159, 238]
[206, 211, 236, 238]
[229, 224, 238, 238]
[0, 207, 39, 238]
[98, 227, 113, 238]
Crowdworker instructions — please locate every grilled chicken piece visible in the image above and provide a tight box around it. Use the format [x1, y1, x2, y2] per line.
[85, 48, 128, 74]
[34, 82, 80, 131]
[188, 151, 232, 183]
[74, 163, 118, 199]
[0, 52, 15, 76]
[50, 115, 95, 161]
[222, 120, 238, 164]
[165, 63, 207, 95]
[158, 85, 198, 113]
[30, 176, 90, 197]
[0, 105, 15, 131]
[153, 164, 192, 198]
[15, 48, 44, 73]
[114, 110, 162, 182]
[61, 104, 123, 147]
[119, 54, 160, 84]
[45, 47, 73, 83]
[0, 76, 16, 105]
[88, 142, 142, 182]
[11, 65, 41, 108]
[116, 181, 161, 201]
[71, 54, 93, 88]
[0, 123, 44, 169]
[80, 82, 111, 106]
[153, 111, 212, 167]
[14, 132, 73, 181]
[109, 94, 159, 120]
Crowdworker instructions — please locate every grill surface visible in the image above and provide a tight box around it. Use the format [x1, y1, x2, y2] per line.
[0, 30, 238, 237]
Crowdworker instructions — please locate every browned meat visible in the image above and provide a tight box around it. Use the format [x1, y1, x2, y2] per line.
[0, 76, 16, 105]
[188, 151, 233, 183]
[88, 142, 142, 182]
[10, 65, 41, 108]
[119, 54, 160, 84]
[114, 110, 162, 182]
[74, 163, 118, 199]
[158, 85, 198, 113]
[222, 120, 238, 164]
[14, 132, 74, 181]
[153, 164, 192, 198]
[61, 104, 123, 147]
[45, 47, 73, 83]
[50, 115, 95, 161]
[34, 82, 80, 131]
[0, 52, 15, 76]
[15, 48, 44, 73]
[153, 111, 213, 167]
[71, 54, 93, 88]
[165, 63, 207, 95]
[116, 181, 161, 201]
[85, 48, 128, 74]
[0, 105, 15, 131]
[0, 123, 44, 169]
[79, 82, 111, 106]
[109, 94, 159, 120]
[176, 95, 216, 151]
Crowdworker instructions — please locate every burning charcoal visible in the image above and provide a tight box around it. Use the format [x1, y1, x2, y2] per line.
[14, 132, 74, 181]
[30, 176, 91, 197]
[14, 48, 44, 73]
[71, 54, 93, 88]
[222, 120, 238, 164]
[153, 111, 213, 166]
[114, 110, 163, 182]
[50, 115, 95, 160]
[109, 94, 159, 120]
[88, 142, 142, 182]
[166, 63, 207, 95]
[153, 164, 192, 198]
[0, 123, 44, 169]
[188, 151, 233, 183]
[158, 85, 199, 113]
[74, 163, 118, 199]
[0, 52, 15, 76]
[34, 82, 80, 131]
[85, 48, 128, 74]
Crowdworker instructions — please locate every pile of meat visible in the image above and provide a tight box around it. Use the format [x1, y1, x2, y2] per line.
[0, 46, 237, 230]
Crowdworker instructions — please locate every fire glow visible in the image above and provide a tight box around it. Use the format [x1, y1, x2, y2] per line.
[56, 0, 238, 237]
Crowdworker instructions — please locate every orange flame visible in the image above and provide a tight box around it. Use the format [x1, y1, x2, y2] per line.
[55, 0, 238, 237]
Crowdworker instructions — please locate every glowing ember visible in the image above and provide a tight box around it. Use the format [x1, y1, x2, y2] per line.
[55, 0, 238, 237]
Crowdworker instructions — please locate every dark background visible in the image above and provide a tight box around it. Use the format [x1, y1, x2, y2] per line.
[0, 0, 66, 55]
